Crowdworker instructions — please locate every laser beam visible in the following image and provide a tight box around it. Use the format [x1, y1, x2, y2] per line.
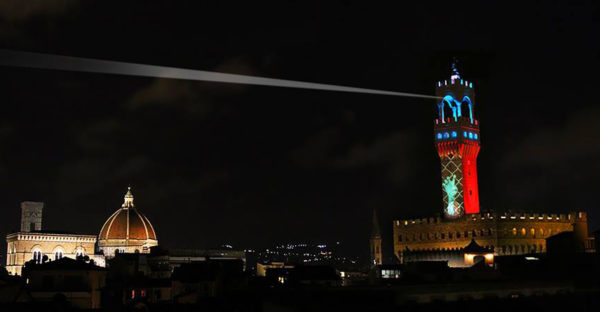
[0, 49, 440, 100]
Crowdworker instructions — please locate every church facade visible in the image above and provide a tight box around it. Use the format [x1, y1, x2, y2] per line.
[391, 63, 592, 265]
[5, 187, 158, 275]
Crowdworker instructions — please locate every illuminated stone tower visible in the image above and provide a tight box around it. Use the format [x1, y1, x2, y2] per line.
[434, 60, 480, 218]
[370, 209, 382, 266]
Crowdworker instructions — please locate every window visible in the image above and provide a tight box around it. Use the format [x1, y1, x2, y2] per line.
[437, 133, 442, 140]
[32, 250, 42, 264]
[398, 235, 403, 242]
[468, 132, 474, 139]
[443, 132, 450, 139]
[463, 131, 467, 138]
[474, 133, 478, 140]
[451, 131, 457, 138]
[76, 249, 84, 258]
[54, 251, 63, 260]
[512, 228, 517, 235]
[540, 228, 544, 236]
[381, 269, 401, 279]
[521, 228, 526, 236]
[530, 228, 535, 236]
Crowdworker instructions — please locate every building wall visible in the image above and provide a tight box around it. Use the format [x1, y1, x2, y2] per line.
[370, 236, 382, 266]
[5, 232, 99, 275]
[393, 212, 587, 261]
[98, 238, 158, 258]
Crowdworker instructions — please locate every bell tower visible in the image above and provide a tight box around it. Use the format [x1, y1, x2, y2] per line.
[434, 60, 481, 218]
[370, 209, 382, 266]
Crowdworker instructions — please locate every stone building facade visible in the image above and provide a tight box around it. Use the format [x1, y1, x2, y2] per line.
[5, 202, 102, 276]
[393, 211, 589, 263]
[389, 63, 592, 266]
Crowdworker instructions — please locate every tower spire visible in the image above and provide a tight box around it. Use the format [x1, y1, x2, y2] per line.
[371, 209, 381, 239]
[369, 209, 383, 266]
[450, 57, 460, 80]
[122, 186, 135, 208]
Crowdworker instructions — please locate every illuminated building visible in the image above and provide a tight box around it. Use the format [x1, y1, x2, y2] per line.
[98, 187, 158, 258]
[392, 62, 592, 266]
[434, 61, 480, 218]
[5, 202, 103, 276]
[370, 210, 382, 266]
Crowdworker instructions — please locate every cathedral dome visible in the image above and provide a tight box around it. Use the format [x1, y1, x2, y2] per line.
[98, 187, 158, 257]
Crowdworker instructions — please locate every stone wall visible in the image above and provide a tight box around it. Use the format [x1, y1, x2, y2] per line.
[393, 212, 587, 260]
[5, 232, 98, 275]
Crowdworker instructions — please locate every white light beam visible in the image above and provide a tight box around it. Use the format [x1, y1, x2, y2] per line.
[0, 49, 440, 100]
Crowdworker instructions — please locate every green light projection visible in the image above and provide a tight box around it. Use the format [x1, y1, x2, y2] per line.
[442, 174, 459, 216]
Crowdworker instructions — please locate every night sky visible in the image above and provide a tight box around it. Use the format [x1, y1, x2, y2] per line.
[0, 1, 598, 262]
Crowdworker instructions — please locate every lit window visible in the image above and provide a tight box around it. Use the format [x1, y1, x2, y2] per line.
[512, 228, 517, 235]
[437, 133, 442, 140]
[474, 133, 478, 140]
[468, 132, 474, 139]
[521, 228, 526, 236]
[32, 250, 42, 264]
[451, 131, 457, 138]
[463, 131, 467, 137]
[443, 132, 450, 139]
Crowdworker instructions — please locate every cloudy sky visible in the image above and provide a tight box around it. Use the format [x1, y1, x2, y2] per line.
[0, 1, 598, 261]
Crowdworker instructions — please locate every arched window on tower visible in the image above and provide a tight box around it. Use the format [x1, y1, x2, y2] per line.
[512, 228, 517, 236]
[521, 228, 526, 236]
[530, 228, 535, 236]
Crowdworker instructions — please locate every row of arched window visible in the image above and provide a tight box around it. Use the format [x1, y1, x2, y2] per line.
[398, 227, 561, 243]
[398, 228, 494, 242]
[510, 227, 555, 237]
[31, 249, 84, 263]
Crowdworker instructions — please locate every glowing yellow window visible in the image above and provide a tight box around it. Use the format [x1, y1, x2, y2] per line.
[521, 228, 526, 236]
[512, 228, 517, 236]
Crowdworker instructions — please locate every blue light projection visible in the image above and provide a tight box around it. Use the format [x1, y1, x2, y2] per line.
[451, 131, 457, 138]
[462, 96, 473, 123]
[463, 131, 467, 138]
[474, 133, 478, 140]
[443, 132, 450, 139]
[438, 95, 476, 123]
[468, 132, 474, 139]
[437, 133, 442, 140]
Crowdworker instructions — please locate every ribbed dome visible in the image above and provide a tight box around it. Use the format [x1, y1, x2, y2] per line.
[98, 187, 157, 241]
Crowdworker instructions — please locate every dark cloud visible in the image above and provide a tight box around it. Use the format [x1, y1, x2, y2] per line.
[0, 0, 76, 22]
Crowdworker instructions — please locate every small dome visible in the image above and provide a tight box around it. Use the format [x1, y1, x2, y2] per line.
[98, 187, 158, 257]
